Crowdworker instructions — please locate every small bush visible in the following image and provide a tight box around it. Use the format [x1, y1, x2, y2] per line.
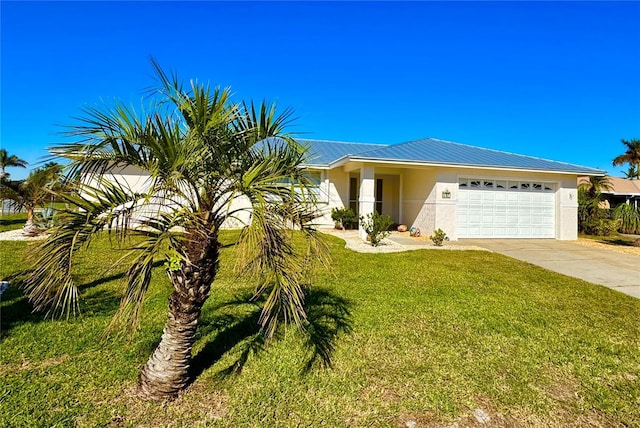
[359, 212, 393, 246]
[613, 204, 640, 234]
[331, 207, 358, 229]
[583, 218, 621, 236]
[429, 228, 447, 246]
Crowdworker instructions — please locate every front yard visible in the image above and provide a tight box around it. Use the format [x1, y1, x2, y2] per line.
[1, 232, 638, 426]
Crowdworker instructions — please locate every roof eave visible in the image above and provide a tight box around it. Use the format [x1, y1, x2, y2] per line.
[334, 156, 605, 176]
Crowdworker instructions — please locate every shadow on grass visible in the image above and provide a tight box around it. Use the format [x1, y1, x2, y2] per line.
[0, 217, 26, 227]
[189, 287, 353, 384]
[598, 238, 636, 247]
[0, 262, 156, 338]
[79, 260, 164, 292]
[0, 284, 41, 339]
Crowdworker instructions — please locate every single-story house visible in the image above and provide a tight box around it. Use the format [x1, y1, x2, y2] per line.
[301, 137, 604, 240]
[598, 177, 640, 209]
[90, 137, 605, 241]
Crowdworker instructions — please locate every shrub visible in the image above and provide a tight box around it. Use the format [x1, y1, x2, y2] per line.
[331, 207, 358, 229]
[577, 187, 612, 235]
[359, 212, 393, 246]
[613, 204, 640, 234]
[583, 218, 621, 236]
[429, 228, 447, 246]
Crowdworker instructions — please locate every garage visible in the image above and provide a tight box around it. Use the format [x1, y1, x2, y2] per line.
[457, 178, 555, 238]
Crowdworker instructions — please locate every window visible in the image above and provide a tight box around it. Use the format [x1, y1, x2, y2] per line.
[349, 177, 359, 214]
[306, 171, 328, 202]
[459, 177, 553, 193]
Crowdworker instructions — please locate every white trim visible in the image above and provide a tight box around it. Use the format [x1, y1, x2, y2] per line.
[327, 157, 601, 176]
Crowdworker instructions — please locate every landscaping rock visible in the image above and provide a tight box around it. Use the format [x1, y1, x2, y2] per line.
[473, 408, 490, 424]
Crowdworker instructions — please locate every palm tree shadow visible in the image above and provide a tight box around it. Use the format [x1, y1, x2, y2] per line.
[0, 261, 160, 338]
[300, 288, 353, 373]
[189, 287, 353, 384]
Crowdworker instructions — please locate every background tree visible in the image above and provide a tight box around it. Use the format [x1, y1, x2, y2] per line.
[578, 175, 613, 199]
[612, 138, 640, 179]
[622, 164, 640, 180]
[577, 175, 618, 235]
[22, 62, 329, 400]
[0, 148, 28, 180]
[0, 163, 61, 231]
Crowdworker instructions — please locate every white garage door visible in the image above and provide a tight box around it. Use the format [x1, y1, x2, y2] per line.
[457, 179, 555, 238]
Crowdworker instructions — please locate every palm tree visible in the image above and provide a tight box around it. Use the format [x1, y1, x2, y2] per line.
[578, 175, 613, 199]
[0, 149, 28, 179]
[612, 138, 640, 179]
[622, 164, 640, 180]
[22, 61, 329, 400]
[0, 164, 61, 231]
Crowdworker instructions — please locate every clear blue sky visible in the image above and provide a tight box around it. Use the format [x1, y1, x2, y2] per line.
[2, 1, 639, 180]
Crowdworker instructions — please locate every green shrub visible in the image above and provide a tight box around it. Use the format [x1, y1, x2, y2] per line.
[429, 228, 447, 246]
[331, 207, 358, 229]
[577, 188, 613, 234]
[583, 218, 621, 236]
[359, 211, 393, 246]
[613, 204, 640, 234]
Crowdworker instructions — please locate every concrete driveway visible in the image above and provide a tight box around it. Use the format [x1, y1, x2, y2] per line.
[460, 239, 640, 298]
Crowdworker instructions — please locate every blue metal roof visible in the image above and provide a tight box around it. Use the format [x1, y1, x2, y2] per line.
[297, 139, 388, 166]
[300, 137, 604, 175]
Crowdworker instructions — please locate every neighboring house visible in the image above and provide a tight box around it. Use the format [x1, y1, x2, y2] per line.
[94, 137, 605, 240]
[599, 177, 640, 209]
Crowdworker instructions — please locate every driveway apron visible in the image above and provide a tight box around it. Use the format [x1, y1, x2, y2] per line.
[460, 239, 640, 298]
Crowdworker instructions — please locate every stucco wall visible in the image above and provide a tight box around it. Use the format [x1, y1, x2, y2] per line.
[96, 163, 581, 240]
[401, 168, 436, 232]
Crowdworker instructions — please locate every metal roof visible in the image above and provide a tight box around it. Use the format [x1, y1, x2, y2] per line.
[300, 137, 605, 175]
[297, 139, 388, 166]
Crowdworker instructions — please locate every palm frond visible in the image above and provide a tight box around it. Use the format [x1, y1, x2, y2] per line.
[22, 180, 145, 318]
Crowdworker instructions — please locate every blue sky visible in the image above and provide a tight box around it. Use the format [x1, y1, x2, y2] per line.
[2, 1, 639, 180]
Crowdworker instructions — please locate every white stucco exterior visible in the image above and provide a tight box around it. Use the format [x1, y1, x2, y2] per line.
[313, 162, 581, 241]
[90, 142, 593, 241]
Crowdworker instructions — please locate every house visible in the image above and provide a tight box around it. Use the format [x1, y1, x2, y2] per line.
[300, 138, 604, 240]
[91, 137, 605, 241]
[599, 177, 640, 209]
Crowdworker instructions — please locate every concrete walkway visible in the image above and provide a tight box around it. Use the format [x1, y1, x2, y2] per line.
[460, 239, 640, 298]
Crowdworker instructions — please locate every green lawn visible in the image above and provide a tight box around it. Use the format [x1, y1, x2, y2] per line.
[0, 212, 27, 232]
[1, 233, 638, 427]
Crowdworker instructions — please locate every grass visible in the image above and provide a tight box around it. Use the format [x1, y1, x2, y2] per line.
[1, 233, 639, 427]
[0, 212, 27, 232]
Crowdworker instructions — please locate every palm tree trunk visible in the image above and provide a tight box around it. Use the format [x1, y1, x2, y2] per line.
[26, 207, 34, 226]
[137, 235, 219, 400]
[137, 288, 203, 399]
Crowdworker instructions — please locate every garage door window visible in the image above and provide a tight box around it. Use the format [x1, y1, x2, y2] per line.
[459, 179, 554, 192]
